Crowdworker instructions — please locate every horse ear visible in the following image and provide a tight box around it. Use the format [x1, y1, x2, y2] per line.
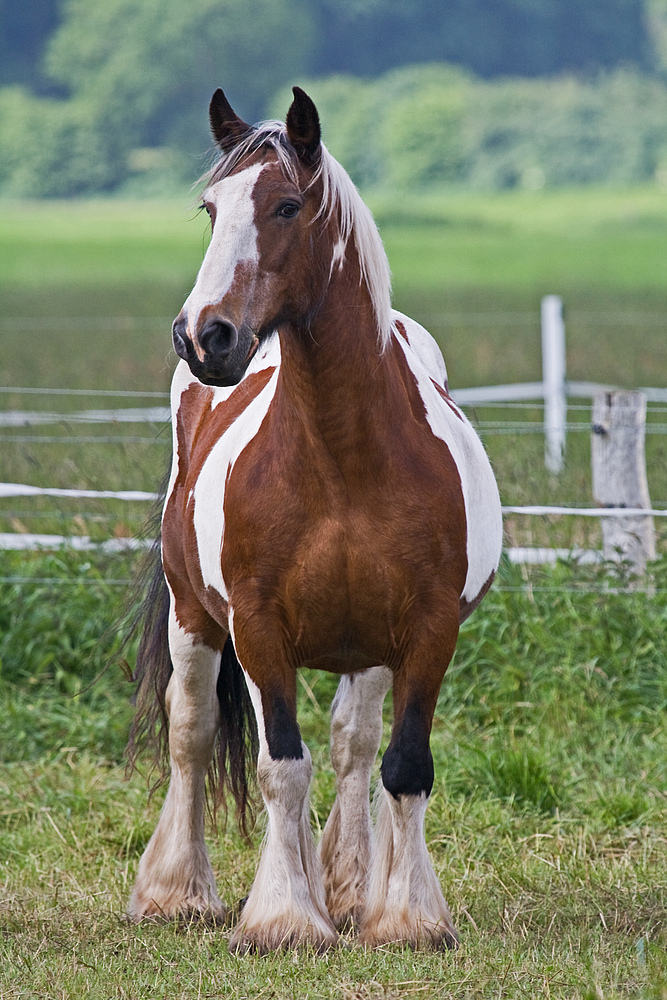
[209, 88, 252, 152]
[286, 87, 321, 162]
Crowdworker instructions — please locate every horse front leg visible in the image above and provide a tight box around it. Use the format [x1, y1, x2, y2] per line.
[320, 666, 392, 928]
[360, 615, 460, 950]
[128, 605, 226, 923]
[229, 657, 337, 954]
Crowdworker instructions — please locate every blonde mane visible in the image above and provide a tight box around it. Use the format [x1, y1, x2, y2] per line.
[204, 122, 393, 349]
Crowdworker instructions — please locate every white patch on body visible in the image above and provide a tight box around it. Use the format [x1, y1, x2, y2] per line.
[392, 310, 503, 603]
[161, 360, 197, 535]
[183, 162, 267, 337]
[191, 355, 280, 600]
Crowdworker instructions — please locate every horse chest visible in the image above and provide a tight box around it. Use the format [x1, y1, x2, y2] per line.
[217, 426, 467, 666]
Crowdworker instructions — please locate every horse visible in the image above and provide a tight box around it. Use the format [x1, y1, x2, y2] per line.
[126, 86, 502, 953]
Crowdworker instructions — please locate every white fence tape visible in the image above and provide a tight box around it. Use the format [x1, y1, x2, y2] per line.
[0, 386, 169, 398]
[0, 407, 170, 427]
[1, 384, 665, 425]
[1, 482, 666, 515]
[502, 505, 667, 517]
[0, 533, 151, 552]
[0, 535, 624, 566]
[0, 483, 159, 501]
[505, 547, 606, 565]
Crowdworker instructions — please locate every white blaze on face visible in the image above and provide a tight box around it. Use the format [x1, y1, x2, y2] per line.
[183, 162, 267, 339]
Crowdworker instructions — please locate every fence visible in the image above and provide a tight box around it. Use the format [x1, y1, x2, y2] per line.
[1, 297, 666, 576]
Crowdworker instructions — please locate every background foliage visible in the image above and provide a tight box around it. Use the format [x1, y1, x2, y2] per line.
[1, 0, 667, 196]
[277, 65, 667, 191]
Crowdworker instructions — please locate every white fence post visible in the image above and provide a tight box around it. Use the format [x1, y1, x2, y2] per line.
[541, 295, 566, 473]
[591, 390, 656, 574]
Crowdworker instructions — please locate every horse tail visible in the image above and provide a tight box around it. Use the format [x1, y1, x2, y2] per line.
[211, 636, 259, 839]
[124, 530, 258, 838]
[124, 537, 173, 784]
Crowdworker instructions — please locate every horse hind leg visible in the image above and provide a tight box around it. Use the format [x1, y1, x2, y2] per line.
[128, 605, 226, 924]
[320, 666, 392, 929]
[229, 670, 337, 954]
[360, 620, 460, 950]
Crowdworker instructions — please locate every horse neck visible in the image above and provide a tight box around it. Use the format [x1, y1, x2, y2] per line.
[276, 242, 398, 466]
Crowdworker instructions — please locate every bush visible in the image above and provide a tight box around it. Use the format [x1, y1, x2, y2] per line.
[0, 87, 125, 197]
[276, 65, 667, 192]
[3, 58, 667, 196]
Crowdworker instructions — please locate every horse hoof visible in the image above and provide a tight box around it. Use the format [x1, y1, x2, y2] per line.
[229, 920, 338, 955]
[359, 917, 459, 951]
[128, 897, 228, 926]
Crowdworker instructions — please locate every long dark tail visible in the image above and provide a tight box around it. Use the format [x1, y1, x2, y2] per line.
[124, 537, 173, 787]
[124, 537, 258, 837]
[212, 636, 259, 838]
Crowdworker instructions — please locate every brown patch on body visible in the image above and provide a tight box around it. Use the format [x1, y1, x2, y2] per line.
[459, 569, 495, 623]
[431, 378, 464, 421]
[394, 320, 409, 343]
[221, 323, 468, 703]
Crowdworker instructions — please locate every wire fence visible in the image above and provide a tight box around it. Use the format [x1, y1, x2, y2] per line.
[1, 360, 666, 593]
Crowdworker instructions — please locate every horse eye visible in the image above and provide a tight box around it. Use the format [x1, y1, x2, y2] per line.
[277, 202, 300, 219]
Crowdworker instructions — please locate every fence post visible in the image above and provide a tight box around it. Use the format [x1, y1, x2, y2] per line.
[541, 295, 566, 473]
[591, 390, 656, 574]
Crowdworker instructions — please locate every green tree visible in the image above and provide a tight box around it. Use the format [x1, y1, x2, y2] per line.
[0, 0, 60, 90]
[0, 0, 315, 196]
[0, 87, 122, 197]
[645, 0, 667, 72]
[46, 0, 313, 152]
[376, 65, 470, 188]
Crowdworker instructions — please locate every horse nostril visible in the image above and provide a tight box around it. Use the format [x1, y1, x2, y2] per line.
[172, 316, 189, 360]
[199, 319, 238, 359]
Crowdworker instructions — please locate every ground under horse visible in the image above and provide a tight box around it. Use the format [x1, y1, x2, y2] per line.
[127, 87, 502, 952]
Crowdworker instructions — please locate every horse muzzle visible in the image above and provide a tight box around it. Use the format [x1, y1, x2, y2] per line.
[172, 314, 259, 387]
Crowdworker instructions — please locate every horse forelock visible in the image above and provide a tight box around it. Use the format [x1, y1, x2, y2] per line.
[202, 122, 393, 350]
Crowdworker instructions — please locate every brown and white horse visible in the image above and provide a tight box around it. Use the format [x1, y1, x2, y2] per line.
[127, 87, 502, 953]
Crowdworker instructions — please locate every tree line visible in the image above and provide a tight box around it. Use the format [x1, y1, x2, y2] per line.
[1, 0, 666, 196]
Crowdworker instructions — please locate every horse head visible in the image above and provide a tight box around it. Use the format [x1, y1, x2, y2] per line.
[172, 87, 337, 387]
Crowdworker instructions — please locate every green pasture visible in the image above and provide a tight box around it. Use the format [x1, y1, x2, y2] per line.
[1, 189, 666, 996]
[1, 550, 667, 997]
[2, 187, 667, 389]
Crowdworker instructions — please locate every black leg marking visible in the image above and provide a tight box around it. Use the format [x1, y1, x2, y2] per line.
[264, 694, 303, 761]
[381, 700, 434, 799]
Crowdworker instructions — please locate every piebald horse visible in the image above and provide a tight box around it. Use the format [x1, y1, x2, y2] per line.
[127, 87, 502, 953]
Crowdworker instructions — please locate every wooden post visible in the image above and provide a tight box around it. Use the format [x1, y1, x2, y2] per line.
[541, 295, 566, 474]
[591, 390, 656, 573]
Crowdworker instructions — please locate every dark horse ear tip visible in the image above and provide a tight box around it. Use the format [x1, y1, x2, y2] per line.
[286, 86, 321, 160]
[209, 87, 230, 115]
[209, 88, 251, 151]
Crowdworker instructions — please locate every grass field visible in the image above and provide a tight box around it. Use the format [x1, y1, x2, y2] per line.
[1, 550, 666, 997]
[1, 188, 666, 997]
